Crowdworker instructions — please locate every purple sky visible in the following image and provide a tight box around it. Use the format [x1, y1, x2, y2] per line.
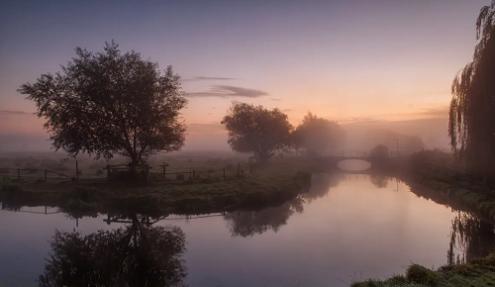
[0, 0, 490, 150]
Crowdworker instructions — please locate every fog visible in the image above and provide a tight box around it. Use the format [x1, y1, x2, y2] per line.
[0, 111, 449, 155]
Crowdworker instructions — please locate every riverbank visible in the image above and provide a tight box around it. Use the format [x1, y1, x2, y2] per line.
[352, 253, 495, 287]
[353, 151, 495, 287]
[0, 159, 313, 217]
[401, 151, 495, 221]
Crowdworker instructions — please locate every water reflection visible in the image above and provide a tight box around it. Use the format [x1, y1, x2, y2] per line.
[224, 173, 342, 237]
[39, 215, 186, 287]
[2, 174, 495, 287]
[303, 173, 342, 201]
[224, 199, 303, 237]
[448, 213, 495, 264]
[370, 174, 389, 188]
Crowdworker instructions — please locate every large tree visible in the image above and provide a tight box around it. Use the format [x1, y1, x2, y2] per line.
[449, 1, 495, 177]
[221, 103, 292, 162]
[19, 42, 186, 168]
[291, 113, 344, 157]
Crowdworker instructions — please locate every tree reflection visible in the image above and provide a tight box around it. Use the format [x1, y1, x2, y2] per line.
[224, 198, 304, 237]
[302, 173, 342, 201]
[39, 215, 186, 287]
[370, 174, 389, 188]
[448, 212, 495, 265]
[224, 173, 342, 237]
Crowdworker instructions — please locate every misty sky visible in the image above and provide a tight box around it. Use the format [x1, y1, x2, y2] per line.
[0, 0, 489, 151]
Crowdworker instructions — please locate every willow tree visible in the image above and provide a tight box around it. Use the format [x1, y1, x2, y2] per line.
[19, 42, 186, 169]
[450, 1, 495, 176]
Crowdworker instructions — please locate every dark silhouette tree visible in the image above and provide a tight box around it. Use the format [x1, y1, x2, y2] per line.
[221, 103, 292, 162]
[19, 42, 186, 169]
[39, 216, 186, 287]
[369, 144, 389, 161]
[450, 1, 495, 177]
[292, 113, 344, 157]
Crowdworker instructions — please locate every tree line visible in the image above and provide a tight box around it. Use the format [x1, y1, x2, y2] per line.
[19, 42, 345, 168]
[21, 0, 495, 180]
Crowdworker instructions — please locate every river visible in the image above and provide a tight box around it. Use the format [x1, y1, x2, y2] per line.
[1, 173, 493, 286]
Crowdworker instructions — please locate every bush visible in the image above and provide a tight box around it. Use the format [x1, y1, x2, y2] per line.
[406, 264, 439, 286]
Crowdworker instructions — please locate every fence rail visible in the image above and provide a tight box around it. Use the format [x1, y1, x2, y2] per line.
[0, 163, 251, 184]
[0, 168, 73, 183]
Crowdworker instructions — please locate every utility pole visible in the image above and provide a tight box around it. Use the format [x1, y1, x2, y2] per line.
[396, 138, 400, 157]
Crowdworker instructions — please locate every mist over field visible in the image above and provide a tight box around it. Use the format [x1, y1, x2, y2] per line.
[0, 110, 449, 153]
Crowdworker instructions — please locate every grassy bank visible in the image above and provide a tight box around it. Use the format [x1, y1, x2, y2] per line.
[0, 158, 313, 217]
[353, 151, 495, 287]
[402, 151, 495, 221]
[352, 254, 495, 287]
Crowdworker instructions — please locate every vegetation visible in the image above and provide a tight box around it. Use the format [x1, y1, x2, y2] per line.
[0, 158, 312, 216]
[352, 253, 495, 287]
[369, 145, 389, 161]
[404, 150, 495, 221]
[450, 1, 495, 178]
[39, 217, 186, 287]
[19, 42, 187, 169]
[222, 103, 292, 162]
[291, 113, 344, 157]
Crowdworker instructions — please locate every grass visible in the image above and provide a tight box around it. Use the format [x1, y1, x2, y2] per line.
[352, 254, 495, 287]
[0, 157, 314, 217]
[400, 152, 495, 222]
[353, 151, 495, 287]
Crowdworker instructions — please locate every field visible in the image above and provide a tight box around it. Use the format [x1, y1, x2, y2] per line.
[0, 152, 314, 217]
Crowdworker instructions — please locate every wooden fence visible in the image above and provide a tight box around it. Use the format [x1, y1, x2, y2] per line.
[150, 163, 248, 182]
[0, 163, 250, 184]
[0, 168, 73, 183]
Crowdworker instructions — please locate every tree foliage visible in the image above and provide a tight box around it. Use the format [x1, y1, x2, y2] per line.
[221, 103, 292, 161]
[292, 113, 344, 157]
[39, 218, 186, 287]
[19, 42, 186, 166]
[450, 1, 495, 175]
[369, 144, 389, 160]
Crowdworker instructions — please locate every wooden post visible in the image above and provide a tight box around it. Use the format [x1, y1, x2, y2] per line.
[44, 169, 48, 182]
[75, 158, 79, 181]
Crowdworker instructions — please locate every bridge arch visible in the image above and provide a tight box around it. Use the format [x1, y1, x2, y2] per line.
[336, 158, 372, 173]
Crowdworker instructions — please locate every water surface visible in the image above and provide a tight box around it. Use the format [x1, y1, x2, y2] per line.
[1, 174, 493, 287]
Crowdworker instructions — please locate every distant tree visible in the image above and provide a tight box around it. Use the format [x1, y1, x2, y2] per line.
[369, 144, 389, 161]
[449, 1, 495, 176]
[19, 42, 186, 169]
[221, 103, 292, 162]
[292, 113, 344, 157]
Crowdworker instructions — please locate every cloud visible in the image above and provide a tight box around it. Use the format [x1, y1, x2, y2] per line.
[0, 110, 32, 115]
[414, 106, 449, 118]
[184, 76, 235, 82]
[186, 85, 268, 98]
